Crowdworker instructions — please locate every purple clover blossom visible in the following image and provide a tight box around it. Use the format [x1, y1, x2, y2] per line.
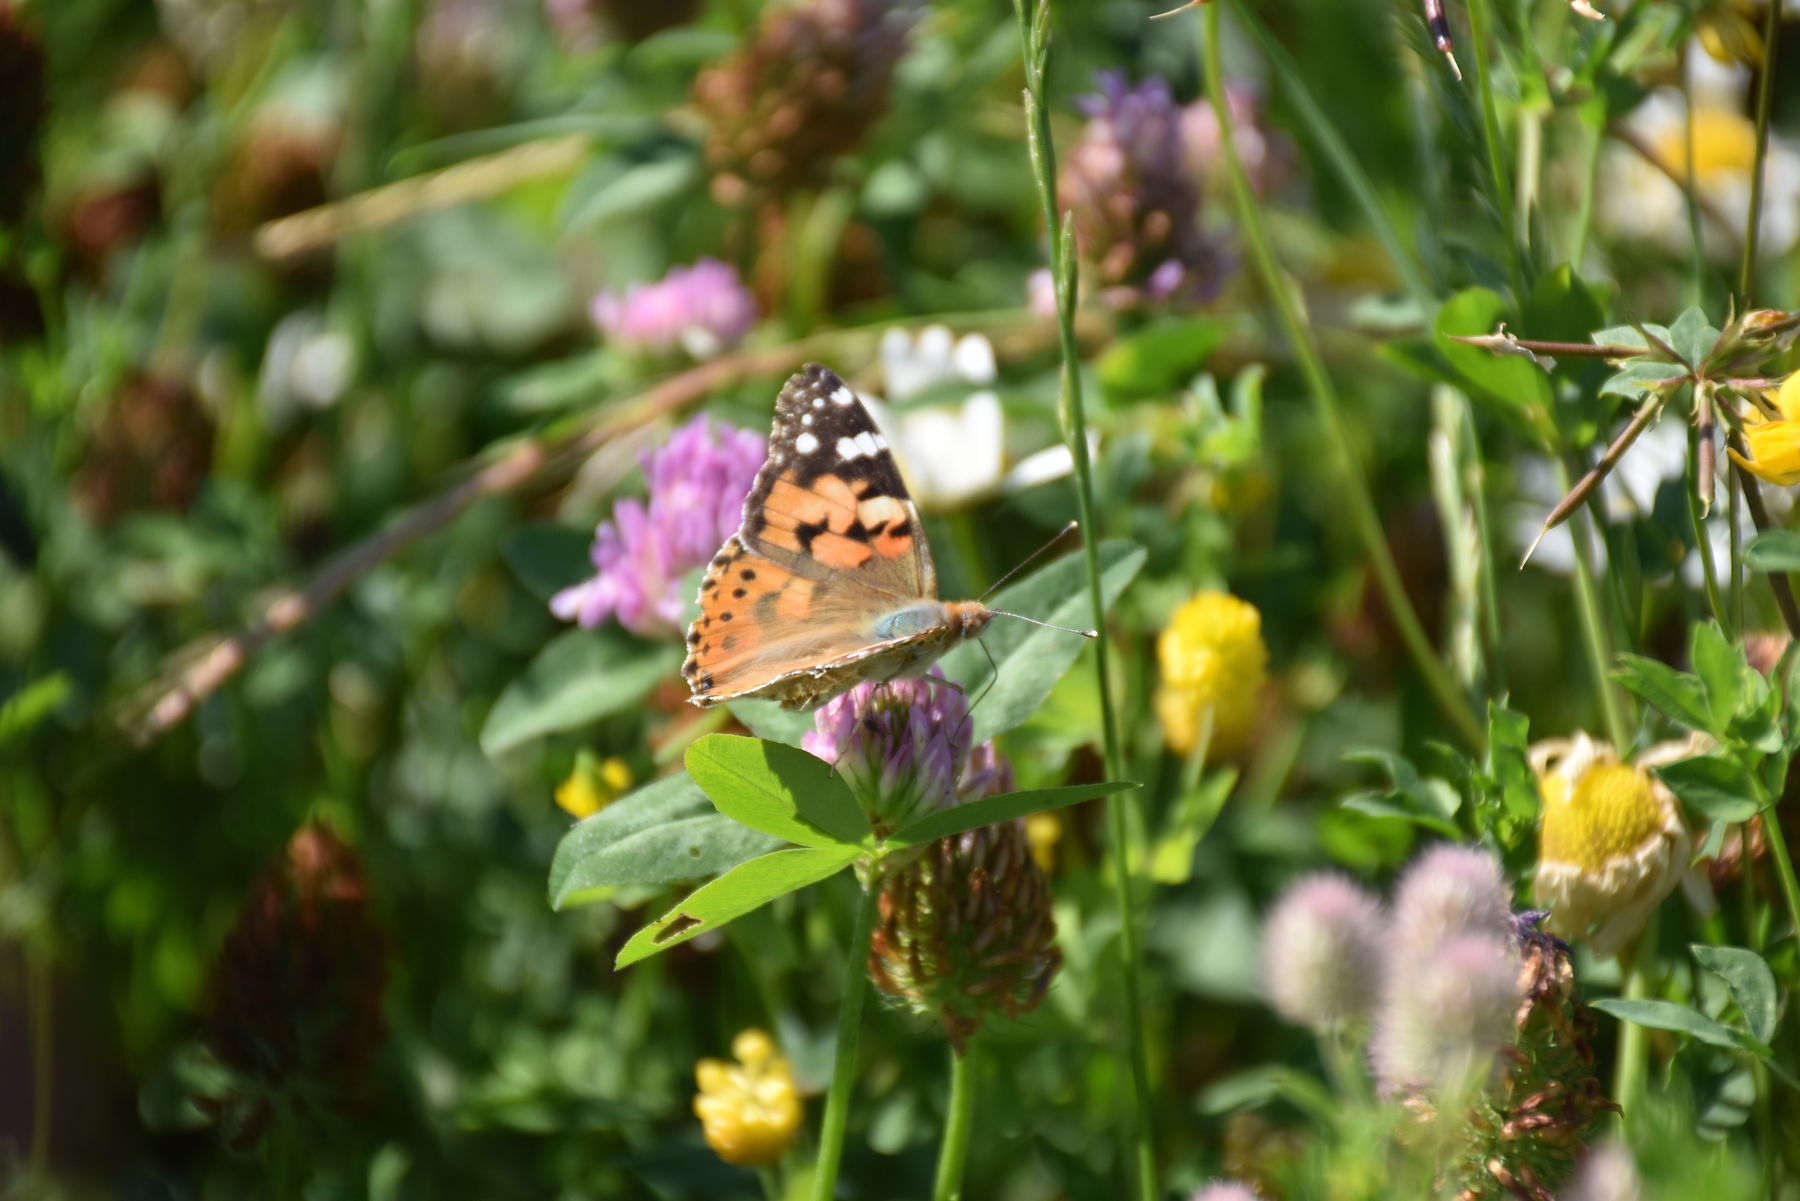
[550, 414, 765, 639]
[592, 258, 758, 360]
[804, 669, 975, 837]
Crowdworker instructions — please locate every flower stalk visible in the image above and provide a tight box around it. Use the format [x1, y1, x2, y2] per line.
[1013, 4, 1155, 1197]
[810, 882, 879, 1201]
[932, 1040, 977, 1201]
[1200, 3, 1482, 751]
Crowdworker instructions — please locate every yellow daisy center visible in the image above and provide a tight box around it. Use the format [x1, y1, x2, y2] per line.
[1539, 761, 1667, 873]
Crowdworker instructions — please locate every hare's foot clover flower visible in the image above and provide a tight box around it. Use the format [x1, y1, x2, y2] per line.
[551, 414, 765, 639]
[1373, 931, 1523, 1101]
[1154, 590, 1268, 760]
[1188, 1183, 1264, 1201]
[1532, 732, 1714, 959]
[1262, 873, 1385, 1035]
[591, 257, 757, 361]
[693, 1029, 802, 1168]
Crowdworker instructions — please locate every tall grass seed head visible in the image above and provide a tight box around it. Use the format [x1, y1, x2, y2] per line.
[1261, 873, 1385, 1034]
[1154, 589, 1268, 760]
[1532, 732, 1711, 960]
[693, 1028, 802, 1168]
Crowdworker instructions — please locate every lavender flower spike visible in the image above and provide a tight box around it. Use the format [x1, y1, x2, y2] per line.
[804, 669, 972, 837]
[551, 414, 765, 639]
[592, 258, 758, 360]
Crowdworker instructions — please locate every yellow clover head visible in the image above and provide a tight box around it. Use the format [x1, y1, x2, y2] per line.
[1154, 590, 1268, 761]
[693, 1028, 802, 1168]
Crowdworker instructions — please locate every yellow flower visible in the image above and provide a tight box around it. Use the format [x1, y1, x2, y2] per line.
[693, 1029, 802, 1168]
[554, 752, 632, 820]
[1728, 373, 1800, 486]
[1025, 810, 1062, 873]
[1532, 732, 1714, 959]
[1696, 0, 1766, 66]
[1154, 590, 1268, 760]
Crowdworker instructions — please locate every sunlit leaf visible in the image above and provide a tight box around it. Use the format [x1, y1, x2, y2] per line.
[615, 845, 859, 967]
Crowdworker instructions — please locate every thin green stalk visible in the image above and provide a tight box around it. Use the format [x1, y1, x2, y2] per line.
[1612, 924, 1654, 1131]
[1013, 5, 1154, 1194]
[1737, 0, 1783, 299]
[810, 884, 879, 1201]
[1462, 0, 1525, 297]
[932, 1041, 978, 1201]
[1202, 3, 1483, 751]
[1561, 462, 1631, 749]
[1687, 425, 1730, 637]
[1681, 70, 1706, 308]
[1729, 468, 1745, 631]
[1758, 801, 1800, 956]
[1568, 103, 1604, 267]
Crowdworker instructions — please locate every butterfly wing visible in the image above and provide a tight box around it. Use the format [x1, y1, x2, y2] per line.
[683, 363, 947, 708]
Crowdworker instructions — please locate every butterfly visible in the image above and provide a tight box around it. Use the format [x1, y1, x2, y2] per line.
[683, 363, 1082, 712]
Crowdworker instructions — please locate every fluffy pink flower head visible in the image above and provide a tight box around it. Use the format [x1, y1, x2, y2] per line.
[1390, 844, 1514, 959]
[550, 414, 765, 638]
[804, 669, 974, 838]
[1189, 1183, 1263, 1201]
[1262, 874, 1385, 1034]
[1371, 932, 1522, 1098]
[592, 258, 758, 360]
[1558, 1141, 1642, 1201]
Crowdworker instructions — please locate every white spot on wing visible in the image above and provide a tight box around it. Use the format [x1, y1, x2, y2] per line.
[836, 435, 861, 460]
[795, 431, 819, 454]
[801, 413, 813, 427]
[832, 386, 855, 406]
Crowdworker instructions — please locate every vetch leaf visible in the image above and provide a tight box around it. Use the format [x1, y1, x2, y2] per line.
[1598, 361, 1687, 399]
[939, 540, 1146, 744]
[686, 734, 869, 847]
[549, 772, 781, 909]
[615, 845, 859, 967]
[1591, 998, 1747, 1051]
[482, 629, 679, 755]
[1689, 621, 1742, 729]
[886, 780, 1136, 849]
[1692, 945, 1780, 1045]
[1668, 305, 1720, 367]
[1613, 654, 1713, 732]
[1746, 531, 1800, 573]
[1654, 754, 1760, 823]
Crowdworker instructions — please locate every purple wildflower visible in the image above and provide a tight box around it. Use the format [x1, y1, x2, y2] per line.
[592, 258, 758, 360]
[1262, 874, 1385, 1034]
[550, 414, 765, 638]
[1058, 71, 1225, 309]
[804, 669, 973, 836]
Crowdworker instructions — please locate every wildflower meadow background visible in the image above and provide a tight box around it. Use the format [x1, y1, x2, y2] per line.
[5, 0, 1800, 1198]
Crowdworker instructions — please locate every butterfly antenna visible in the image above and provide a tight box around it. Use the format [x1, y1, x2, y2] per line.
[977, 521, 1082, 602]
[987, 610, 1098, 638]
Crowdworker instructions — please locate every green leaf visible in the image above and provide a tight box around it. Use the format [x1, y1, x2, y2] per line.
[1591, 998, 1748, 1051]
[685, 735, 869, 847]
[1338, 793, 1462, 837]
[886, 780, 1136, 850]
[725, 698, 816, 746]
[1613, 653, 1714, 732]
[0, 673, 71, 746]
[939, 540, 1147, 745]
[1689, 621, 1742, 729]
[1098, 317, 1227, 400]
[1692, 945, 1780, 1045]
[1668, 306, 1721, 367]
[615, 845, 859, 967]
[1745, 531, 1800, 573]
[502, 524, 598, 602]
[1654, 754, 1760, 823]
[549, 772, 782, 910]
[1435, 287, 1552, 421]
[1598, 361, 1687, 399]
[481, 629, 679, 755]
[1524, 264, 1605, 349]
[562, 154, 701, 232]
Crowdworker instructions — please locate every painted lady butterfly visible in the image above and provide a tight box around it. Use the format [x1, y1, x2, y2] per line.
[683, 363, 1080, 711]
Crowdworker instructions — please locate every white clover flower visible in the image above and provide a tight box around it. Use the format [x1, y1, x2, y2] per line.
[865, 325, 1084, 513]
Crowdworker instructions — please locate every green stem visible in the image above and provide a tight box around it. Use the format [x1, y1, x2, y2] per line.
[1463, 0, 1524, 297]
[1612, 924, 1654, 1131]
[1569, 102, 1604, 267]
[1759, 801, 1800, 960]
[1559, 456, 1630, 748]
[28, 933, 51, 1178]
[1687, 424, 1730, 637]
[810, 883, 879, 1201]
[1736, 0, 1782, 300]
[1202, 3, 1483, 751]
[932, 1041, 978, 1201]
[1014, 5, 1156, 1193]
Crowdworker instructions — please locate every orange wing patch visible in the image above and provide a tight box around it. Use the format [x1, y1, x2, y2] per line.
[683, 541, 812, 702]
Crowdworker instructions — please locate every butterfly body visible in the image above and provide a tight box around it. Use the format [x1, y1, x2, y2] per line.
[683, 364, 993, 711]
